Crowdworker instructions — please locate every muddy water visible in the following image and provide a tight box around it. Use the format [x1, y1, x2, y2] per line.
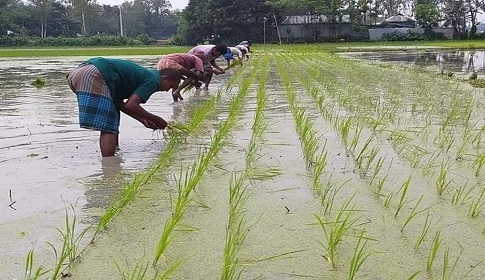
[340, 49, 485, 77]
[0, 56, 229, 279]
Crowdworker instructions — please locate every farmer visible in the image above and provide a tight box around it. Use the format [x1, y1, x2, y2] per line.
[235, 45, 249, 60]
[157, 52, 205, 102]
[224, 47, 244, 67]
[67, 57, 181, 157]
[238, 40, 252, 52]
[187, 43, 228, 90]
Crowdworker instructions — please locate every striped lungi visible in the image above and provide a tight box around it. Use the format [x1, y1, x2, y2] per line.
[67, 64, 120, 134]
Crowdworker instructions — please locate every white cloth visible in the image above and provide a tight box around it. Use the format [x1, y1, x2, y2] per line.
[228, 47, 242, 59]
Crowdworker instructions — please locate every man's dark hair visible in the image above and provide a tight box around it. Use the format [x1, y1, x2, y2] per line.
[214, 43, 228, 55]
[159, 68, 182, 81]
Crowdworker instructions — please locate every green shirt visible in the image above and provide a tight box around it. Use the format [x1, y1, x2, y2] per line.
[86, 57, 160, 103]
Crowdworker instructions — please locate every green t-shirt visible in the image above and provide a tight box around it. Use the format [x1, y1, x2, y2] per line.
[86, 57, 160, 103]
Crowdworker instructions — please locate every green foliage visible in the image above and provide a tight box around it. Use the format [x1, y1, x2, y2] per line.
[381, 31, 429, 42]
[414, 2, 439, 28]
[31, 78, 46, 88]
[0, 35, 150, 47]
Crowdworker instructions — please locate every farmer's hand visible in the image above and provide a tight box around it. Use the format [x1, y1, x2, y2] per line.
[152, 116, 168, 129]
[141, 119, 158, 129]
[141, 117, 167, 130]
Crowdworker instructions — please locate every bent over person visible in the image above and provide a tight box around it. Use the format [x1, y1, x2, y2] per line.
[67, 57, 181, 157]
[156, 52, 205, 102]
[187, 44, 228, 90]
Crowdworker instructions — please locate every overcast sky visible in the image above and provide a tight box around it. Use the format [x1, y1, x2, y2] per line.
[97, 0, 189, 10]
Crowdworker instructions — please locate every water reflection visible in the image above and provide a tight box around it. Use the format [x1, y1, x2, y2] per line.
[341, 49, 485, 75]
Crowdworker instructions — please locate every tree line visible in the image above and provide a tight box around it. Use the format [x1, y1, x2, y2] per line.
[0, 0, 484, 45]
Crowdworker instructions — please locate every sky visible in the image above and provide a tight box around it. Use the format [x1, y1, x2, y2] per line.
[97, 0, 189, 10]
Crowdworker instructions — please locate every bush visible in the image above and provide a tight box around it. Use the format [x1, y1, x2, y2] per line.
[0, 34, 154, 47]
[0, 36, 29, 46]
[382, 31, 429, 41]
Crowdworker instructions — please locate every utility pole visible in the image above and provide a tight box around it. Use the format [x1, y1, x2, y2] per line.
[263, 17, 267, 44]
[273, 13, 282, 45]
[119, 5, 124, 36]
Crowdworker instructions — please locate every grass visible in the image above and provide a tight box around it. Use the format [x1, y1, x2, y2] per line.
[0, 46, 189, 57]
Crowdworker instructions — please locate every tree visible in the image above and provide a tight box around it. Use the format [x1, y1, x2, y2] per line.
[143, 0, 178, 38]
[441, 0, 468, 37]
[29, 0, 54, 38]
[179, 0, 274, 44]
[415, 0, 439, 28]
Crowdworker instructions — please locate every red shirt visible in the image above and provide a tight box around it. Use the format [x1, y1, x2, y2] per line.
[162, 54, 204, 72]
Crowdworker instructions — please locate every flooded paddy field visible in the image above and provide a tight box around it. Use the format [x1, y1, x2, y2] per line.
[0, 55, 229, 279]
[3, 47, 485, 279]
[340, 49, 485, 78]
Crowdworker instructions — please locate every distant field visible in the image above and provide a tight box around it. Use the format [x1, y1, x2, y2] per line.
[2, 40, 485, 57]
[0, 46, 190, 57]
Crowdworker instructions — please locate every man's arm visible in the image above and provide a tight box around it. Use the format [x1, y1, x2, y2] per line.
[115, 95, 167, 129]
[210, 59, 224, 73]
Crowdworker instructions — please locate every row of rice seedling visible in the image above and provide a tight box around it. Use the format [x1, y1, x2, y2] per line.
[151, 66, 259, 277]
[220, 55, 272, 279]
[275, 54, 376, 278]
[322, 55, 485, 224]
[272, 50, 484, 278]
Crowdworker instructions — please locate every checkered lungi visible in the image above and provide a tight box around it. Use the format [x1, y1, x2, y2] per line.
[67, 64, 120, 134]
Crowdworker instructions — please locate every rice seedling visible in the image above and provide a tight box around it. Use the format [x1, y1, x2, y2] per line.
[115, 258, 150, 280]
[166, 123, 190, 134]
[24, 249, 49, 280]
[426, 231, 442, 271]
[415, 212, 432, 249]
[355, 135, 375, 169]
[407, 271, 421, 280]
[338, 118, 352, 146]
[31, 77, 46, 88]
[437, 130, 456, 153]
[361, 146, 381, 177]
[468, 188, 485, 218]
[315, 195, 357, 269]
[221, 174, 248, 280]
[348, 230, 372, 280]
[312, 148, 328, 193]
[394, 177, 411, 217]
[153, 68, 254, 266]
[471, 154, 485, 177]
[153, 158, 203, 266]
[369, 156, 385, 185]
[451, 181, 473, 205]
[422, 151, 440, 177]
[225, 59, 243, 70]
[471, 128, 484, 149]
[349, 124, 363, 153]
[441, 246, 462, 280]
[455, 142, 468, 161]
[384, 192, 394, 208]
[436, 160, 453, 196]
[319, 176, 348, 216]
[375, 176, 388, 196]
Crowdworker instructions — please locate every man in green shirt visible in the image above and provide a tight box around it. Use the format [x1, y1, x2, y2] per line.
[67, 57, 181, 157]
